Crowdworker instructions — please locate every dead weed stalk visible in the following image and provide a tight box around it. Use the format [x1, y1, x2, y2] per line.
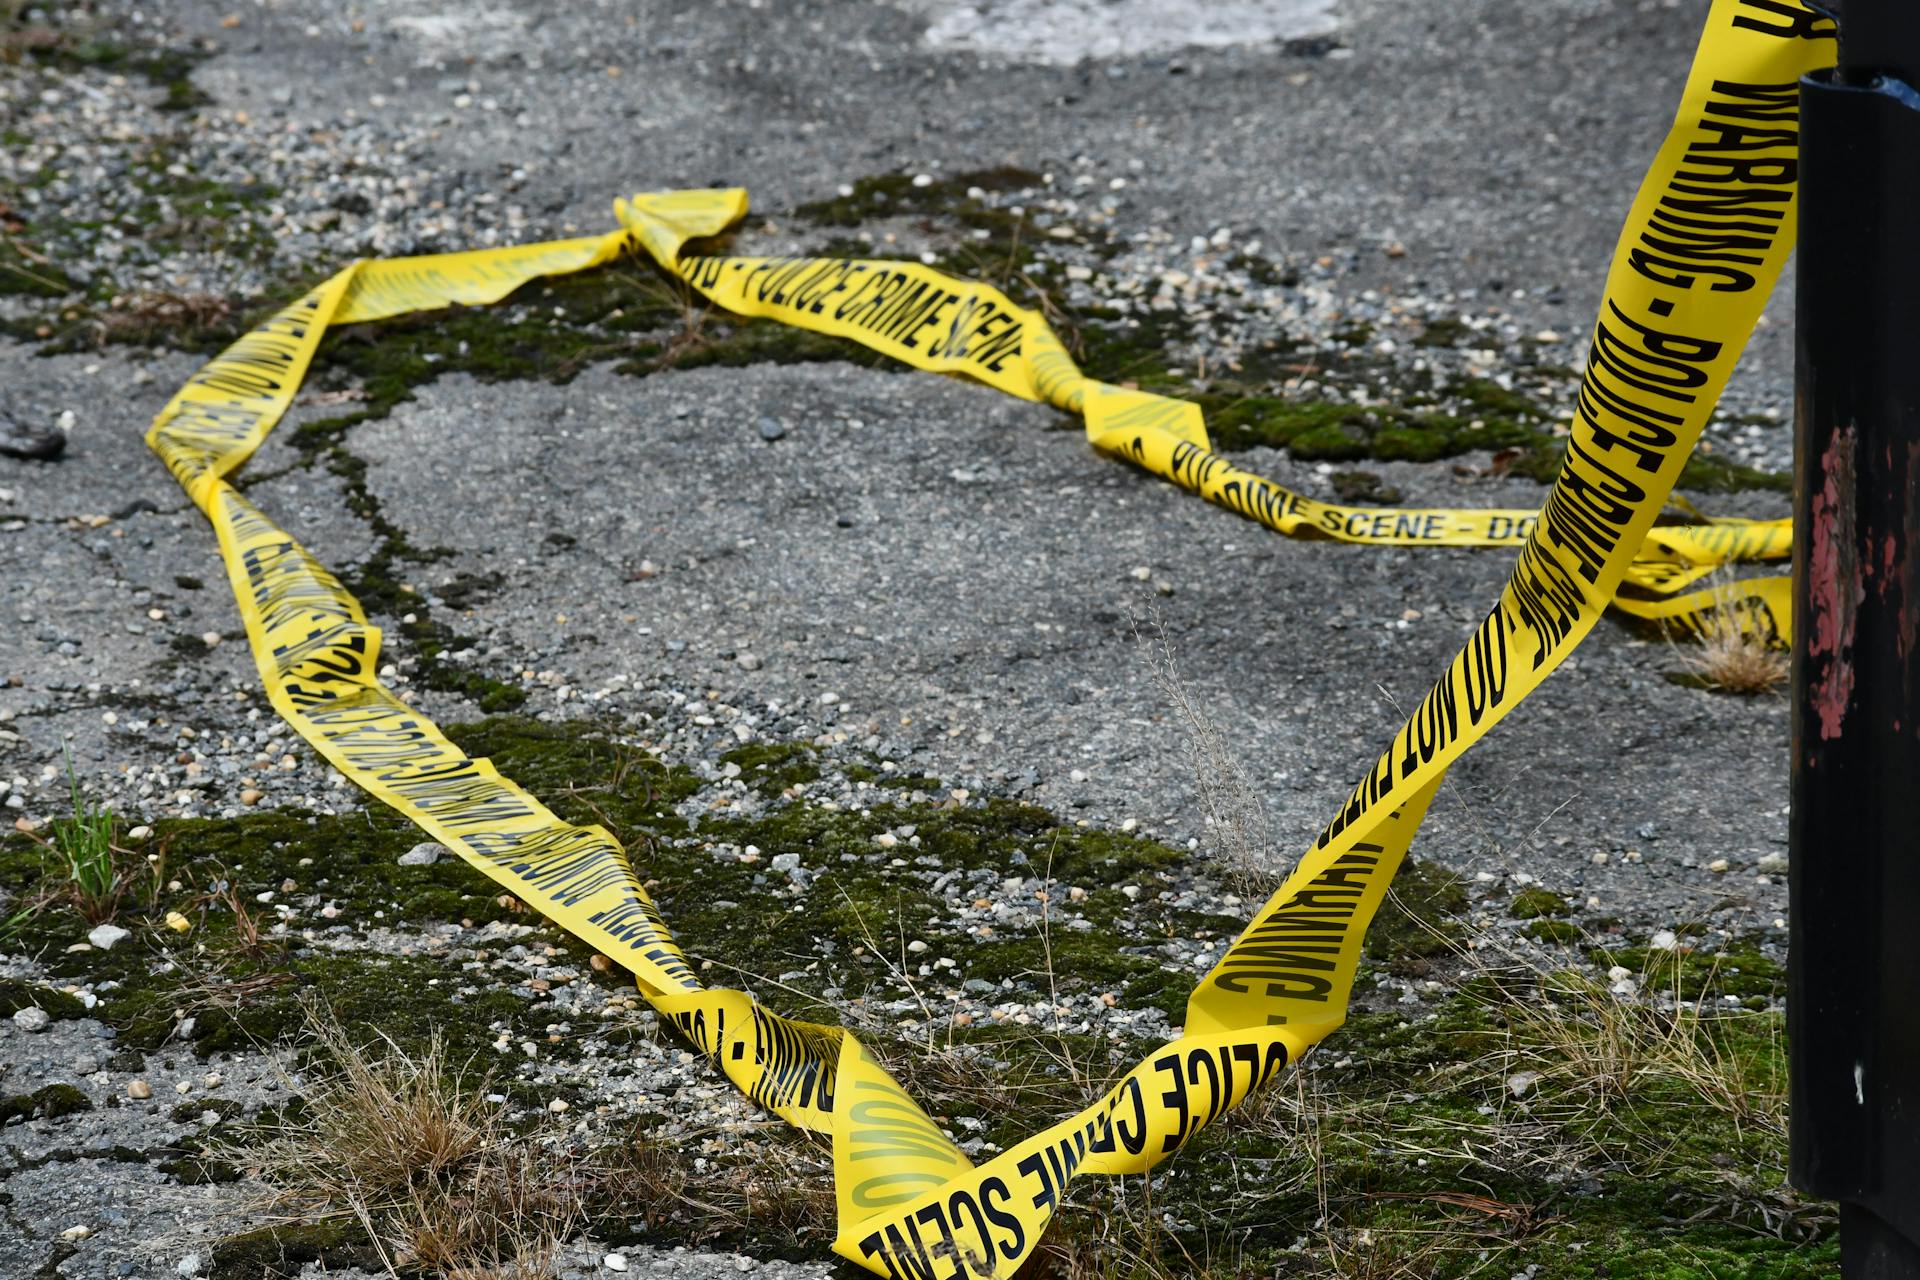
[1131, 604, 1279, 898]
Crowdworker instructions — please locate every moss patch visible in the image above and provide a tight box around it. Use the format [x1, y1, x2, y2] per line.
[1512, 887, 1571, 919]
[208, 1221, 381, 1280]
[1329, 468, 1405, 505]
[794, 167, 1057, 285]
[0, 1083, 93, 1122]
[877, 986, 1824, 1279]
[0, 977, 89, 1021]
[28, 36, 212, 112]
[0, 719, 704, 1059]
[1589, 939, 1785, 1003]
[1364, 856, 1468, 976]
[0, 237, 73, 298]
[0, 713, 1824, 1274]
[720, 741, 823, 797]
[1525, 918, 1584, 945]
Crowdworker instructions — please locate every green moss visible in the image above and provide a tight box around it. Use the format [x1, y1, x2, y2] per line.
[34, 38, 212, 112]
[966, 934, 1171, 1007]
[0, 977, 88, 1021]
[1679, 451, 1793, 494]
[1070, 306, 1202, 391]
[0, 721, 1201, 1052]
[1012, 987, 1823, 1278]
[0, 1083, 92, 1122]
[396, 607, 529, 712]
[878, 772, 943, 792]
[790, 167, 1079, 324]
[0, 719, 704, 1057]
[793, 168, 1044, 228]
[633, 313, 897, 376]
[1524, 918, 1583, 944]
[1364, 857, 1468, 976]
[721, 741, 822, 797]
[446, 716, 702, 834]
[1516, 439, 1790, 495]
[1412, 316, 1474, 348]
[1162, 379, 1554, 468]
[1546, 1233, 1837, 1279]
[1590, 941, 1785, 1002]
[1511, 887, 1571, 919]
[1329, 469, 1405, 505]
[32, 1243, 83, 1280]
[282, 270, 681, 447]
[208, 1220, 380, 1280]
[0, 711, 1819, 1273]
[158, 1148, 244, 1185]
[658, 789, 1189, 1016]
[120, 950, 535, 1060]
[171, 1096, 247, 1123]
[0, 239, 73, 298]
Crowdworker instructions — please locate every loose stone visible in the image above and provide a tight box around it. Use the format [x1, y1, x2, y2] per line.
[88, 922, 130, 950]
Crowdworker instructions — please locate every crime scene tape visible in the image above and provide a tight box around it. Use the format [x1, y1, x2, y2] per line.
[142, 1, 1832, 1273]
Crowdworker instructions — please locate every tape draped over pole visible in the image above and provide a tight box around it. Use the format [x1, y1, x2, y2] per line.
[143, 3, 1833, 1274]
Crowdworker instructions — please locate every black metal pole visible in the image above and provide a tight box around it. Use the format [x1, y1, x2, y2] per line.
[1791, 2, 1920, 1276]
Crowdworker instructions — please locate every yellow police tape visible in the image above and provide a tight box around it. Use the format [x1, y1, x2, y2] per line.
[143, 1, 1831, 1273]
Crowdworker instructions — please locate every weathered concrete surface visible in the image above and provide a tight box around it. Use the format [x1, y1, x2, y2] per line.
[0, 2, 1803, 1276]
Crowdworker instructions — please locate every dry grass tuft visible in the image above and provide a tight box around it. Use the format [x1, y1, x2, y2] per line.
[1671, 581, 1788, 696]
[234, 1004, 594, 1279]
[1485, 961, 1784, 1133]
[233, 1003, 840, 1275]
